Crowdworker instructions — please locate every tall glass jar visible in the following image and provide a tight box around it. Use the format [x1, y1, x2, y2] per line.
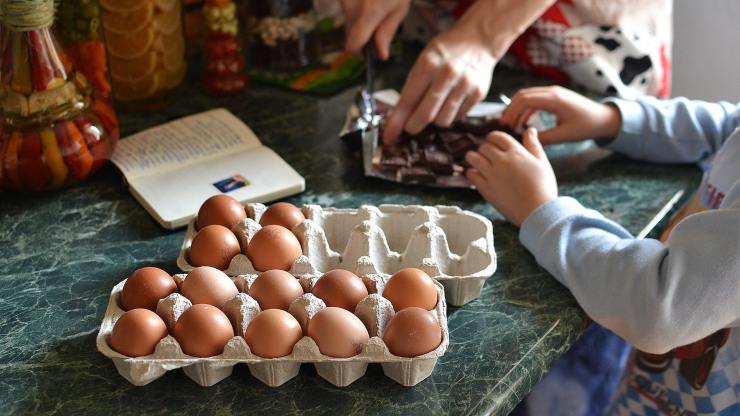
[202, 0, 247, 95]
[0, 0, 119, 192]
[56, 0, 111, 99]
[99, 0, 187, 110]
[245, 0, 319, 71]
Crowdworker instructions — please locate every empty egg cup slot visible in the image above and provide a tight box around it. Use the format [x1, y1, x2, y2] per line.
[178, 203, 496, 306]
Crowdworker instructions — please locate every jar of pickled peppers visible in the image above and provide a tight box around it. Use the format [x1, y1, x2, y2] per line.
[0, 0, 119, 192]
[56, 0, 112, 99]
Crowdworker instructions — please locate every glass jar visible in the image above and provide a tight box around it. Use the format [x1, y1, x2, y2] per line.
[202, 0, 247, 95]
[246, 0, 319, 71]
[56, 0, 111, 99]
[99, 0, 187, 110]
[0, 0, 119, 192]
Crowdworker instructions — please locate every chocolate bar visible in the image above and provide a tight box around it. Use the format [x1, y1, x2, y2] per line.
[375, 114, 516, 186]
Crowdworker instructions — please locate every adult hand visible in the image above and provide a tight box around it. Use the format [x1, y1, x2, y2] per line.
[382, 26, 497, 144]
[465, 128, 558, 226]
[499, 86, 622, 144]
[341, 0, 410, 61]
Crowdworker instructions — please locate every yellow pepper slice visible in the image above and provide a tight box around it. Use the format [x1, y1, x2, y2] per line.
[40, 127, 69, 189]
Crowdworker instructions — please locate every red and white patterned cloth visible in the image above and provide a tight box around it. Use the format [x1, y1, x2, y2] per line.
[400, 0, 673, 98]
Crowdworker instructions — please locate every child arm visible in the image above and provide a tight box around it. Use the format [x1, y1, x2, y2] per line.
[500, 87, 739, 163]
[602, 97, 738, 164]
[519, 188, 740, 354]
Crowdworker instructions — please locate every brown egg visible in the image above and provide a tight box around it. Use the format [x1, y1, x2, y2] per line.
[188, 225, 241, 270]
[180, 266, 239, 308]
[173, 304, 234, 357]
[382, 268, 438, 311]
[244, 309, 303, 358]
[246, 225, 303, 272]
[259, 202, 305, 230]
[110, 308, 168, 357]
[311, 269, 368, 312]
[249, 270, 304, 310]
[307, 307, 369, 358]
[383, 307, 442, 358]
[120, 267, 177, 311]
[196, 194, 247, 230]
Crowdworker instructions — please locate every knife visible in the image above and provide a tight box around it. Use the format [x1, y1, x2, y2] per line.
[363, 44, 377, 117]
[338, 44, 380, 146]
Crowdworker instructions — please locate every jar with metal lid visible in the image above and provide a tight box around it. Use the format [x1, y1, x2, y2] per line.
[0, 0, 119, 192]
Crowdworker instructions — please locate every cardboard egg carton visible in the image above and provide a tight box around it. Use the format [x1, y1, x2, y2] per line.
[177, 203, 496, 306]
[96, 269, 449, 387]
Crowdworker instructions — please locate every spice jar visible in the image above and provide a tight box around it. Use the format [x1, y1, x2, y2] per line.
[202, 0, 247, 95]
[246, 0, 319, 71]
[0, 0, 119, 192]
[99, 0, 187, 110]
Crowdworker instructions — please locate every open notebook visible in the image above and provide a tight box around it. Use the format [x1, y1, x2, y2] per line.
[111, 109, 305, 229]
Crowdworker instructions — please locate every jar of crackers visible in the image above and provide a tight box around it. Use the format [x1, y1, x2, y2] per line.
[99, 0, 187, 110]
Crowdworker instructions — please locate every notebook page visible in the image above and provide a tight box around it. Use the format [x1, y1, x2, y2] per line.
[111, 109, 262, 180]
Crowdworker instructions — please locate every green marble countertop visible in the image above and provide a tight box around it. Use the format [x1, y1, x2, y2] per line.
[0, 51, 701, 415]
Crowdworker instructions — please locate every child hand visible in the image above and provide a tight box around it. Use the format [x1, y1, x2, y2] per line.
[499, 86, 622, 144]
[465, 128, 557, 227]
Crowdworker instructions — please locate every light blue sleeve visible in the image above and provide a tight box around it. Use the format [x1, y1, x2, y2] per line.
[519, 191, 740, 354]
[602, 97, 739, 164]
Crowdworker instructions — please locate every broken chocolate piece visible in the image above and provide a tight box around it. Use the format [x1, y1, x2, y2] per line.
[454, 115, 519, 137]
[418, 147, 454, 175]
[443, 134, 478, 159]
[437, 130, 466, 144]
[380, 155, 408, 172]
[379, 146, 408, 172]
[382, 145, 406, 158]
[397, 166, 436, 184]
[415, 126, 437, 142]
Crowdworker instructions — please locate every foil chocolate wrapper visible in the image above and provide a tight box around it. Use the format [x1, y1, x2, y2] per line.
[344, 89, 554, 189]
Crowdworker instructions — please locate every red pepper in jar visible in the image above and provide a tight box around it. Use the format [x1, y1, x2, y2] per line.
[64, 120, 94, 180]
[1, 34, 13, 87]
[54, 122, 79, 179]
[11, 35, 33, 95]
[74, 116, 107, 173]
[19, 130, 52, 191]
[0, 132, 7, 189]
[27, 30, 56, 91]
[67, 41, 111, 98]
[3, 131, 24, 190]
[92, 99, 119, 147]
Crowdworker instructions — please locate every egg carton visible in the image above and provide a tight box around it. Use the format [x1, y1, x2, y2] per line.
[177, 203, 496, 306]
[96, 268, 449, 388]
